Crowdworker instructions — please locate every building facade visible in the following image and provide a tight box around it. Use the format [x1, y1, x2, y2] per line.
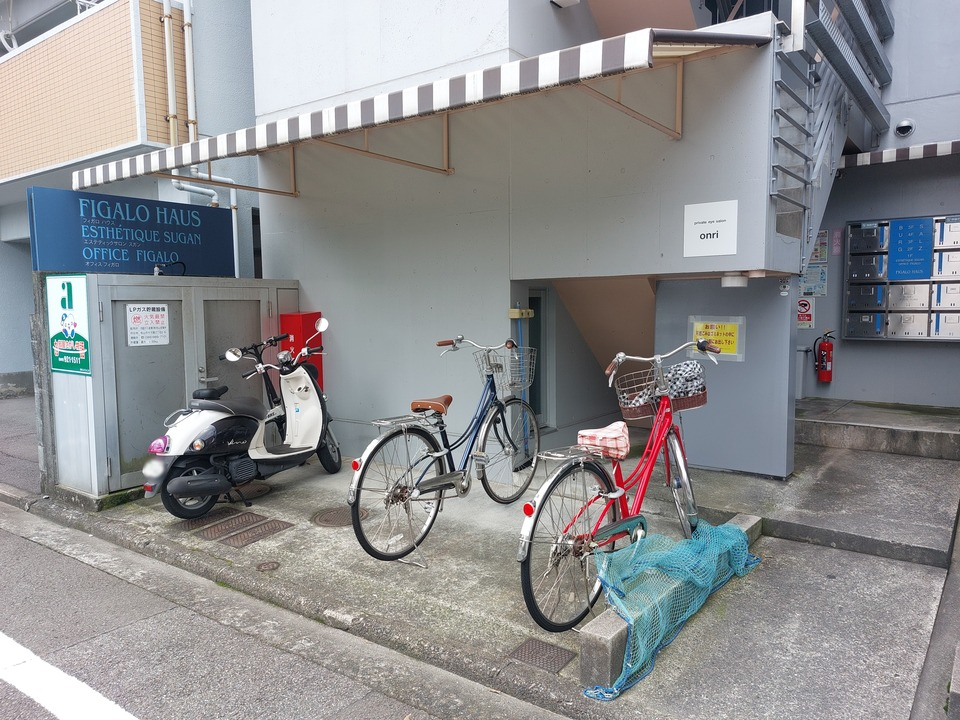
[66, 0, 960, 483]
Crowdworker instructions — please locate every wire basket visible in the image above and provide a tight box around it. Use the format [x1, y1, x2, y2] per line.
[474, 347, 537, 395]
[614, 360, 707, 420]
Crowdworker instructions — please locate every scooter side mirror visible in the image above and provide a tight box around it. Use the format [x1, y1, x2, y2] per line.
[224, 348, 243, 362]
[315, 317, 329, 333]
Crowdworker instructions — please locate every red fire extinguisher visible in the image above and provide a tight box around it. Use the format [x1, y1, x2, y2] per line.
[814, 330, 835, 383]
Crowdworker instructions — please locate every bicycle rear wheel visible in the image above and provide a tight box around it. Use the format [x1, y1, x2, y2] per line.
[477, 398, 540, 504]
[519, 461, 619, 632]
[665, 429, 698, 538]
[351, 426, 445, 561]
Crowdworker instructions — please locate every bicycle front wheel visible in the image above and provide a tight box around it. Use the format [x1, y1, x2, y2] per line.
[477, 398, 540, 504]
[519, 461, 619, 632]
[351, 426, 445, 561]
[665, 429, 698, 538]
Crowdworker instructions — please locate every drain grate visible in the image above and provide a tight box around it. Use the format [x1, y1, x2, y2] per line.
[220, 518, 293, 548]
[197, 512, 268, 540]
[509, 637, 576, 674]
[312, 506, 364, 527]
[169, 506, 239, 532]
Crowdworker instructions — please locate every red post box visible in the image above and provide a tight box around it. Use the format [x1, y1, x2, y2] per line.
[279, 311, 323, 387]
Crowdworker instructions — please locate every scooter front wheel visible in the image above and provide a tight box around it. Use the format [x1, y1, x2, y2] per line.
[160, 465, 219, 519]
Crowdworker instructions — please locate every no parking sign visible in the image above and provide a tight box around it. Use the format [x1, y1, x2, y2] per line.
[797, 297, 815, 329]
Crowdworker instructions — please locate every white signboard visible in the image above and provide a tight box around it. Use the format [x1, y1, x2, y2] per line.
[126, 303, 170, 346]
[683, 200, 738, 257]
[797, 297, 815, 329]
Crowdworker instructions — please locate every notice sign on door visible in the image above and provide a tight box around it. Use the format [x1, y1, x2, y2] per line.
[126, 304, 170, 346]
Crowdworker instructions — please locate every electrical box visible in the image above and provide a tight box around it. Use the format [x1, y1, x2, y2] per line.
[843, 215, 960, 341]
[279, 311, 323, 387]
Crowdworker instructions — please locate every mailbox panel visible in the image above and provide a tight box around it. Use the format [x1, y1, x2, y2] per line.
[849, 224, 887, 253]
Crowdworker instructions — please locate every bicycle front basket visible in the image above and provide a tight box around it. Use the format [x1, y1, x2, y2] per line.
[474, 347, 537, 395]
[614, 367, 657, 420]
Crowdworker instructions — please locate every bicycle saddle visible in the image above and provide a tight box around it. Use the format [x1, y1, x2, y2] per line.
[410, 395, 453, 415]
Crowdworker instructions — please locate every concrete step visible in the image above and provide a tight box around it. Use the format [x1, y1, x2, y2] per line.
[796, 398, 960, 461]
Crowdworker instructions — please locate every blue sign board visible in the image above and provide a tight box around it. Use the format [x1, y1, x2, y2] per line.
[888, 217, 934, 280]
[28, 187, 234, 277]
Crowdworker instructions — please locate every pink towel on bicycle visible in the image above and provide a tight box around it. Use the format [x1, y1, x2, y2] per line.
[577, 421, 630, 460]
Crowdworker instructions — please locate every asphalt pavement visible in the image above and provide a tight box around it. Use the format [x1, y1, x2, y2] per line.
[1, 393, 959, 719]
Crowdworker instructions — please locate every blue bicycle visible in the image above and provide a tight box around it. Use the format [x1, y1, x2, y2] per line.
[348, 335, 540, 562]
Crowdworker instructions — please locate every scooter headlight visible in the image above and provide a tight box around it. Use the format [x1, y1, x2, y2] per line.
[148, 435, 169, 454]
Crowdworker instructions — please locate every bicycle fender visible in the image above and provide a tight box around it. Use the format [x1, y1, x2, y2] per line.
[346, 438, 381, 505]
[516, 458, 610, 563]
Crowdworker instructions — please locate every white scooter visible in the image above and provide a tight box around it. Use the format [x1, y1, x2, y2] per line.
[142, 317, 340, 519]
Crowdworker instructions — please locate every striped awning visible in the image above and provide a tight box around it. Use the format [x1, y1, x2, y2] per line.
[73, 27, 770, 191]
[838, 139, 960, 169]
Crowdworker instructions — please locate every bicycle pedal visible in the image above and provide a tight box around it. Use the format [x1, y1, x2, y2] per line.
[471, 451, 488, 467]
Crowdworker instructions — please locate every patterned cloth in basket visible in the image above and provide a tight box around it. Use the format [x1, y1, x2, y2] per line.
[619, 360, 706, 409]
[577, 421, 630, 460]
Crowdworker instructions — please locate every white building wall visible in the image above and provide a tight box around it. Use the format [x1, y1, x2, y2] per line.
[250, 0, 600, 120]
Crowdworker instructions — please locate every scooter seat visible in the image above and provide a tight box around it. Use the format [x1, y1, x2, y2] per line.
[192, 385, 229, 400]
[188, 396, 267, 420]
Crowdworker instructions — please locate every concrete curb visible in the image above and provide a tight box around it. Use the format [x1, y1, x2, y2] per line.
[580, 514, 762, 688]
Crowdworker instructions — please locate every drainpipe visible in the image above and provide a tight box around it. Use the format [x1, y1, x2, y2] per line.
[182, 0, 197, 143]
[192, 168, 239, 278]
[160, 0, 178, 145]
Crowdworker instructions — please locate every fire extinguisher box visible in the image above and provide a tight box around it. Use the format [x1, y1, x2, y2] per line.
[279, 311, 323, 387]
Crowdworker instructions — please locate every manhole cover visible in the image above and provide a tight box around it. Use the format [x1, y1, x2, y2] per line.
[197, 512, 268, 540]
[509, 637, 576, 674]
[312, 507, 364, 527]
[256, 561, 281, 572]
[219, 518, 293, 548]
[170, 506, 239, 532]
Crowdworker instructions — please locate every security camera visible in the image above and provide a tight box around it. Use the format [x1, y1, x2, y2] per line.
[895, 119, 915, 138]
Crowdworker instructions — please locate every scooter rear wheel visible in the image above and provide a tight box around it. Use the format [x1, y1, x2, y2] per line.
[160, 465, 219, 519]
[318, 427, 342, 473]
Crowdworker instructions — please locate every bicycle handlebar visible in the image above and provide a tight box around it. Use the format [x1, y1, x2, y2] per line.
[436, 336, 516, 355]
[605, 338, 721, 383]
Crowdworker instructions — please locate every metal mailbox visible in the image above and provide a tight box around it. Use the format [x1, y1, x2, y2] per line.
[844, 312, 885, 338]
[932, 313, 960, 338]
[848, 254, 887, 280]
[932, 282, 960, 308]
[849, 224, 887, 253]
[936, 218, 960, 248]
[933, 249, 960, 277]
[887, 283, 930, 310]
[887, 312, 930, 338]
[847, 284, 885, 310]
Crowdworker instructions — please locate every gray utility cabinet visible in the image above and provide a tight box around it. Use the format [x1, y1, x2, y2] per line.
[35, 273, 301, 506]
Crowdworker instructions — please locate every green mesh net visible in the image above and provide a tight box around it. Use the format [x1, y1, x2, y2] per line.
[584, 521, 761, 701]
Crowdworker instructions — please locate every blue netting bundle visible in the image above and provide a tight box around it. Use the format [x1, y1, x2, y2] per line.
[584, 521, 760, 701]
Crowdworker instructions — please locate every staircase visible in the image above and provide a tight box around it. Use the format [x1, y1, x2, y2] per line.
[770, 47, 848, 274]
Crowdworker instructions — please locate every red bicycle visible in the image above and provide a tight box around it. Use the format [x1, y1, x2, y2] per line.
[517, 338, 720, 632]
